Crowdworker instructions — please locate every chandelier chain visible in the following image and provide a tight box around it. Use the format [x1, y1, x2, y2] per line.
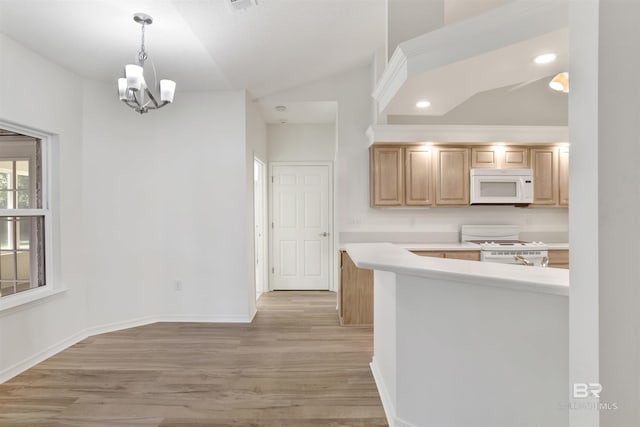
[138, 22, 148, 65]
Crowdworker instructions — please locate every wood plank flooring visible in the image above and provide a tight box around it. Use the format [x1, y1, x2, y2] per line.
[0, 291, 387, 427]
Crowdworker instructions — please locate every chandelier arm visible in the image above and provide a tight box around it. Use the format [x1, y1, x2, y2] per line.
[132, 87, 151, 111]
[122, 100, 140, 111]
[145, 88, 160, 108]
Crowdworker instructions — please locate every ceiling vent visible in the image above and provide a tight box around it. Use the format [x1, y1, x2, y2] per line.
[227, 0, 258, 11]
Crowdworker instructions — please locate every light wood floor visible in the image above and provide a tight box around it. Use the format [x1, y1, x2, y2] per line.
[0, 291, 387, 426]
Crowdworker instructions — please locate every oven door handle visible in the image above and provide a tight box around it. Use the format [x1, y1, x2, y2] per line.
[514, 255, 533, 266]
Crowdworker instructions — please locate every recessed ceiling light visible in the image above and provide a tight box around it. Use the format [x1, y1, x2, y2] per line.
[416, 100, 431, 108]
[533, 53, 557, 65]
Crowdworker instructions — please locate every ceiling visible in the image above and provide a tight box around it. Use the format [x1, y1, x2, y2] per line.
[385, 28, 568, 117]
[0, 0, 386, 99]
[0, 0, 566, 124]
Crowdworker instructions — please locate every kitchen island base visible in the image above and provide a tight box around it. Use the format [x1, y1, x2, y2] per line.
[345, 243, 570, 427]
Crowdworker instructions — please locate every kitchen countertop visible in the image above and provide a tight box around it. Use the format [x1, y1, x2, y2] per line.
[344, 243, 569, 296]
[340, 242, 570, 251]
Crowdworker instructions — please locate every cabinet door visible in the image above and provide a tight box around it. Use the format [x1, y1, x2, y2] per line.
[444, 250, 480, 261]
[502, 147, 529, 168]
[547, 249, 569, 269]
[411, 251, 446, 258]
[339, 251, 373, 325]
[531, 147, 558, 206]
[405, 147, 433, 206]
[371, 146, 404, 206]
[435, 147, 470, 206]
[471, 146, 498, 168]
[471, 146, 529, 169]
[558, 147, 569, 207]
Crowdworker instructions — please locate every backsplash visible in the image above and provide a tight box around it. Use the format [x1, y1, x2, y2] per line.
[339, 205, 568, 243]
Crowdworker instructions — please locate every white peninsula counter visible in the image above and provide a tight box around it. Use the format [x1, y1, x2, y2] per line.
[345, 243, 570, 427]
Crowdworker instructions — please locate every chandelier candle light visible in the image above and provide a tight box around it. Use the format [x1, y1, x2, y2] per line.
[118, 13, 176, 114]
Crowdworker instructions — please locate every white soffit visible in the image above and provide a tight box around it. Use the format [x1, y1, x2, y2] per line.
[366, 125, 570, 145]
[388, 28, 568, 116]
[373, 0, 569, 114]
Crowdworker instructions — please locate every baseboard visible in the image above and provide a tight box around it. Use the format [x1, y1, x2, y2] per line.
[158, 314, 254, 323]
[0, 329, 87, 384]
[84, 315, 157, 337]
[370, 358, 417, 427]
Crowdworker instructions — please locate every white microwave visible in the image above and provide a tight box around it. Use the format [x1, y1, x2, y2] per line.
[470, 168, 533, 204]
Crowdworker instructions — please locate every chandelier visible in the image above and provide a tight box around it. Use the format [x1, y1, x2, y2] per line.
[117, 13, 176, 114]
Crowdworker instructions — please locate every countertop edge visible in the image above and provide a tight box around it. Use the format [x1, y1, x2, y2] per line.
[344, 243, 569, 297]
[339, 242, 570, 251]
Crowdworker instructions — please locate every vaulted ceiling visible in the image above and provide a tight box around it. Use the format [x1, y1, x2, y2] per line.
[0, 0, 386, 98]
[0, 0, 566, 125]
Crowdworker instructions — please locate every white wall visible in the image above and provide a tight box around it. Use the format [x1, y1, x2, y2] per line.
[82, 81, 251, 326]
[245, 92, 268, 315]
[0, 33, 258, 381]
[568, 2, 600, 426]
[589, 1, 640, 425]
[268, 123, 336, 162]
[259, 65, 569, 244]
[0, 33, 86, 380]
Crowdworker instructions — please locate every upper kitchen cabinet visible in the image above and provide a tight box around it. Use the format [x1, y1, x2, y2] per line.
[531, 147, 557, 205]
[370, 143, 567, 208]
[471, 146, 529, 169]
[434, 147, 470, 206]
[405, 146, 433, 206]
[530, 146, 569, 207]
[370, 146, 404, 206]
[558, 147, 569, 207]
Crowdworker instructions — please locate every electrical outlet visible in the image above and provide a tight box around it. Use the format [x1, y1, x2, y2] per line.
[174, 280, 182, 291]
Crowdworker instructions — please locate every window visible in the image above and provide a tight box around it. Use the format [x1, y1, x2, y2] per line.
[0, 129, 47, 299]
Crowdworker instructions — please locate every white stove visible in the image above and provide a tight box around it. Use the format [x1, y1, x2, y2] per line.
[461, 225, 549, 267]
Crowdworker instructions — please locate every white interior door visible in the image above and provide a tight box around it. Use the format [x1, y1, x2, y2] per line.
[271, 164, 330, 290]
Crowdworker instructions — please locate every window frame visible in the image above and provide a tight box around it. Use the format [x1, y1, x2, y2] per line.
[0, 121, 59, 313]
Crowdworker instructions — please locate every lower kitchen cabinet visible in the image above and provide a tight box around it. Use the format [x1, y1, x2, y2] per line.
[339, 251, 373, 325]
[412, 250, 480, 261]
[548, 249, 569, 269]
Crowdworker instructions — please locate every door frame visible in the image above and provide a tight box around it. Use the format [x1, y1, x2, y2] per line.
[254, 156, 268, 299]
[268, 161, 334, 292]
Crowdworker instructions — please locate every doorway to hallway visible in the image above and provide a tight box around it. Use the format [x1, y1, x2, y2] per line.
[270, 163, 332, 290]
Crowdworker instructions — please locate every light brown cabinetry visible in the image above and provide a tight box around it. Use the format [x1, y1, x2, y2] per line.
[558, 147, 569, 207]
[434, 147, 470, 206]
[471, 146, 529, 169]
[370, 145, 468, 207]
[531, 147, 558, 206]
[547, 249, 569, 269]
[370, 146, 404, 206]
[412, 250, 480, 261]
[531, 146, 569, 207]
[371, 143, 568, 208]
[405, 146, 433, 206]
[339, 251, 373, 325]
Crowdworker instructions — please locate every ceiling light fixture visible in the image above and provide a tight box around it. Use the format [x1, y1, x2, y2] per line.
[549, 72, 569, 93]
[416, 100, 431, 108]
[117, 13, 176, 114]
[534, 53, 557, 64]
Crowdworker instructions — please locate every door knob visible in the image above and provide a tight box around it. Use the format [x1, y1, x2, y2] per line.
[320, 232, 330, 237]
